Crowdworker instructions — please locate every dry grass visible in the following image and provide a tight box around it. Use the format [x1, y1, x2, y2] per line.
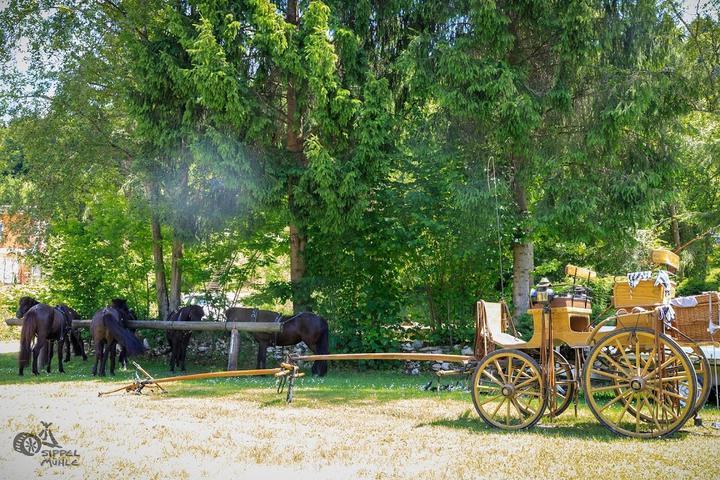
[1, 367, 719, 479]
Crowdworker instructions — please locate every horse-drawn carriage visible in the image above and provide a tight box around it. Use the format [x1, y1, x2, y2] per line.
[108, 248, 719, 439]
[470, 248, 717, 438]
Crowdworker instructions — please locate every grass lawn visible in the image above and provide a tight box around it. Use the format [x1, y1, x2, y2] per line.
[0, 349, 719, 479]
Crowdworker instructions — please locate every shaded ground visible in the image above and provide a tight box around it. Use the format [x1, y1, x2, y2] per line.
[0, 351, 719, 479]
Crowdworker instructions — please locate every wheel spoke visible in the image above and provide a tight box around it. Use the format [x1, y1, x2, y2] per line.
[591, 368, 626, 382]
[505, 395, 511, 425]
[515, 375, 540, 390]
[599, 389, 634, 412]
[481, 368, 503, 386]
[599, 351, 630, 376]
[493, 360, 507, 383]
[476, 393, 503, 407]
[490, 396, 506, 419]
[640, 345, 657, 376]
[512, 397, 534, 417]
[616, 392, 633, 424]
[512, 361, 531, 383]
[591, 383, 630, 393]
[614, 338, 634, 370]
[506, 357, 514, 386]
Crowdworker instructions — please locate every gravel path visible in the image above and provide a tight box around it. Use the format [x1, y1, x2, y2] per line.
[1, 378, 719, 479]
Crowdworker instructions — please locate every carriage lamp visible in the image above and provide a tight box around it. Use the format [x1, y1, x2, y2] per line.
[534, 278, 553, 304]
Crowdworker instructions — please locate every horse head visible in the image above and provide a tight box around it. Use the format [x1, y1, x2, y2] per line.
[180, 305, 205, 322]
[16, 296, 39, 318]
[110, 298, 134, 323]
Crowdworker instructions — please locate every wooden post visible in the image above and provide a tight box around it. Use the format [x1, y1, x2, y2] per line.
[227, 328, 239, 371]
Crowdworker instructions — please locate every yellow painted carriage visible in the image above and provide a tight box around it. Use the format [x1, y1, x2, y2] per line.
[470, 248, 718, 438]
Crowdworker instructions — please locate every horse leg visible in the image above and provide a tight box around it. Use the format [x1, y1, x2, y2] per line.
[92, 339, 101, 376]
[99, 342, 108, 376]
[169, 338, 177, 372]
[64, 335, 71, 362]
[57, 339, 65, 373]
[180, 335, 190, 371]
[109, 343, 117, 375]
[46, 341, 54, 373]
[78, 331, 87, 361]
[256, 341, 267, 369]
[32, 337, 46, 376]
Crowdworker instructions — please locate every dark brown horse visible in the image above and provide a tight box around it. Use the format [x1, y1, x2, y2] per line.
[166, 305, 204, 372]
[225, 308, 329, 376]
[90, 299, 145, 376]
[55, 304, 87, 362]
[17, 297, 67, 376]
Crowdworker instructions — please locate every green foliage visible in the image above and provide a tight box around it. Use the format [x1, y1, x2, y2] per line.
[37, 192, 155, 318]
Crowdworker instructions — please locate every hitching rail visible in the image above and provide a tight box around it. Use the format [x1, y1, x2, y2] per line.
[4, 318, 281, 370]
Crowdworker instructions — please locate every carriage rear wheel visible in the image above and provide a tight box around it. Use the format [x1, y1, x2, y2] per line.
[582, 327, 697, 438]
[471, 349, 546, 430]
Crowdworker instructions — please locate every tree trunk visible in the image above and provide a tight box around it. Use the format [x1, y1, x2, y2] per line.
[151, 213, 169, 320]
[425, 284, 438, 330]
[670, 204, 681, 249]
[286, 0, 309, 313]
[169, 236, 183, 312]
[511, 154, 534, 321]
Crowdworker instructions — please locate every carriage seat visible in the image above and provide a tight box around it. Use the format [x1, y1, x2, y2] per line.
[474, 301, 524, 357]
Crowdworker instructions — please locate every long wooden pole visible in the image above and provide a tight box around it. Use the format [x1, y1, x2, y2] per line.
[4, 318, 281, 333]
[98, 367, 283, 396]
[294, 353, 474, 363]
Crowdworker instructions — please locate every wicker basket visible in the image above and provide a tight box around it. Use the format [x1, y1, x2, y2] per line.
[612, 278, 675, 308]
[672, 292, 720, 342]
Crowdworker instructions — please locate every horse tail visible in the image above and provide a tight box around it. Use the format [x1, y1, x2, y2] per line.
[314, 320, 329, 376]
[19, 315, 35, 369]
[105, 314, 145, 356]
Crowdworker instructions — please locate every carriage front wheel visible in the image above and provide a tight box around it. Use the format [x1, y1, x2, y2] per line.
[471, 349, 546, 430]
[582, 327, 697, 438]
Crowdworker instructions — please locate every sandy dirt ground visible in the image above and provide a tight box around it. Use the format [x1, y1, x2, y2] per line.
[1, 378, 719, 480]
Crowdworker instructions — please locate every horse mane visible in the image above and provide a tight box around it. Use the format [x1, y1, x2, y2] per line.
[17, 296, 40, 318]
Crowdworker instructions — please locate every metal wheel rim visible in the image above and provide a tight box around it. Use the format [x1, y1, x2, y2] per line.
[471, 349, 547, 430]
[582, 327, 697, 438]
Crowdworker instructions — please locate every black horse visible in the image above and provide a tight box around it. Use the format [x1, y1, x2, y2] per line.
[17, 297, 67, 376]
[90, 299, 145, 376]
[166, 305, 204, 372]
[55, 304, 87, 362]
[225, 307, 329, 376]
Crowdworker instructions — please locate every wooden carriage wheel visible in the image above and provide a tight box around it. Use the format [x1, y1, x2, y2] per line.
[471, 349, 546, 430]
[582, 327, 697, 438]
